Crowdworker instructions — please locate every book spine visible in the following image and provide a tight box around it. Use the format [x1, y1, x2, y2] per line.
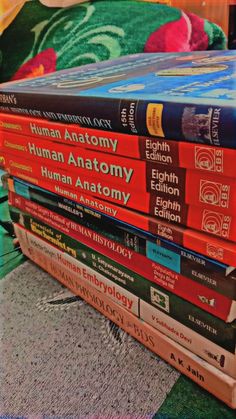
[0, 113, 143, 157]
[9, 204, 236, 352]
[2, 113, 236, 177]
[13, 225, 236, 409]
[6, 169, 236, 266]
[16, 224, 139, 315]
[15, 223, 236, 378]
[9, 186, 236, 302]
[9, 189, 236, 322]
[3, 146, 236, 220]
[6, 167, 236, 267]
[2, 151, 153, 213]
[10, 176, 236, 292]
[0, 91, 235, 147]
[4, 151, 236, 245]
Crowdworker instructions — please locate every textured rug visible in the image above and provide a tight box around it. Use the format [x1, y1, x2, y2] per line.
[1, 261, 235, 418]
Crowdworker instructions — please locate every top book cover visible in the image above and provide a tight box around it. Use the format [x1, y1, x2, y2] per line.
[0, 50, 236, 147]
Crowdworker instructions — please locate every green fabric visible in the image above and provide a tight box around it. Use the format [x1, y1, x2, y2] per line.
[0, 0, 178, 81]
[0, 199, 25, 279]
[0, 169, 7, 202]
[0, 0, 226, 83]
[155, 376, 236, 418]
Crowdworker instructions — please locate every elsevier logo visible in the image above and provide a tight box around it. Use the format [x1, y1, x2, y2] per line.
[150, 287, 170, 313]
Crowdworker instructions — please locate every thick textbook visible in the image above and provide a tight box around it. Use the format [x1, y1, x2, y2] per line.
[15, 223, 236, 378]
[13, 224, 236, 408]
[2, 113, 236, 177]
[9, 177, 236, 299]
[4, 133, 236, 224]
[0, 51, 236, 146]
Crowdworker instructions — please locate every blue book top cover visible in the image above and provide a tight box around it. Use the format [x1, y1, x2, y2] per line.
[0, 50, 236, 146]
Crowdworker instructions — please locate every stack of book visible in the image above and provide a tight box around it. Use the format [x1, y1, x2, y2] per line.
[0, 50, 236, 408]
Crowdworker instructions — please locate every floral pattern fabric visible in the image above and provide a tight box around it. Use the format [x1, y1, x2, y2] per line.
[0, 0, 226, 82]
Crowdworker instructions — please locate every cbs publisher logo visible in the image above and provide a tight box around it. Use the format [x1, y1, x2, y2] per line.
[199, 180, 230, 208]
[202, 210, 231, 238]
[195, 146, 223, 172]
[206, 243, 224, 260]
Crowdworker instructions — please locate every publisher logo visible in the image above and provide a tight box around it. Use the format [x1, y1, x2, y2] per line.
[206, 243, 224, 260]
[199, 180, 230, 208]
[202, 210, 231, 238]
[198, 295, 215, 307]
[195, 147, 223, 173]
[150, 287, 169, 313]
[204, 350, 225, 367]
[146, 104, 164, 137]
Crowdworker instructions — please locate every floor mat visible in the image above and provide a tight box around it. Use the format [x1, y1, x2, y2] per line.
[1, 261, 235, 418]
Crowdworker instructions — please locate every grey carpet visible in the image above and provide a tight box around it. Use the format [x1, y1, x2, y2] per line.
[0, 261, 180, 418]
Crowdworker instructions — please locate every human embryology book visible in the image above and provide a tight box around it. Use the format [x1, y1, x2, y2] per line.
[0, 50, 236, 146]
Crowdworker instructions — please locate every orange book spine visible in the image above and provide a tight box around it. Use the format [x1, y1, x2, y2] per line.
[3, 132, 236, 207]
[6, 166, 236, 267]
[15, 224, 236, 409]
[3, 150, 236, 224]
[2, 113, 236, 178]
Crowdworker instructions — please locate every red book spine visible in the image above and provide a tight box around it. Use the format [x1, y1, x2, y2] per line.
[3, 131, 236, 207]
[2, 132, 147, 190]
[3, 152, 149, 212]
[2, 113, 236, 178]
[4, 151, 236, 242]
[14, 224, 236, 409]
[7, 163, 236, 267]
[9, 190, 236, 322]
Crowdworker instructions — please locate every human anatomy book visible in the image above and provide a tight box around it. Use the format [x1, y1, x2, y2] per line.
[1, 113, 236, 177]
[0, 50, 236, 146]
[3, 150, 236, 224]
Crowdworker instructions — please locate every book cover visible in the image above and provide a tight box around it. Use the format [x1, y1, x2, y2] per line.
[0, 51, 236, 146]
[15, 222, 236, 379]
[2, 113, 236, 176]
[13, 224, 236, 408]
